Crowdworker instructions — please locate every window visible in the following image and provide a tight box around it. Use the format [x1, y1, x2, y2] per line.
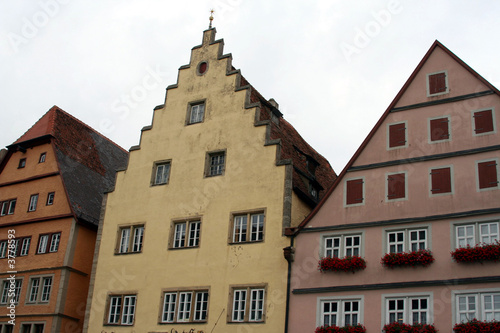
[28, 194, 38, 212]
[231, 212, 265, 243]
[472, 108, 495, 135]
[0, 279, 22, 304]
[455, 221, 499, 248]
[429, 166, 452, 195]
[429, 116, 450, 142]
[388, 122, 407, 149]
[188, 102, 206, 124]
[385, 295, 431, 325]
[205, 151, 226, 177]
[3, 237, 31, 257]
[0, 241, 6, 258]
[345, 178, 364, 206]
[46, 193, 54, 206]
[455, 291, 500, 323]
[152, 161, 171, 185]
[477, 159, 498, 190]
[19, 237, 31, 256]
[37, 233, 61, 254]
[20, 323, 44, 333]
[386, 172, 407, 201]
[319, 298, 362, 327]
[161, 289, 209, 323]
[117, 225, 144, 254]
[106, 294, 137, 326]
[387, 228, 427, 253]
[427, 71, 448, 96]
[18, 158, 26, 169]
[39, 153, 46, 163]
[0, 323, 13, 333]
[171, 220, 201, 249]
[28, 276, 53, 303]
[323, 234, 362, 258]
[229, 286, 266, 323]
[1, 199, 16, 216]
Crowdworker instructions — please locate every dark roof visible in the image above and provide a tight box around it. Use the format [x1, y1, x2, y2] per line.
[293, 40, 500, 233]
[239, 75, 337, 205]
[8, 106, 129, 226]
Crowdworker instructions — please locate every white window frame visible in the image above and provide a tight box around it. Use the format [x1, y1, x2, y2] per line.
[152, 160, 171, 186]
[27, 275, 53, 304]
[20, 237, 31, 256]
[471, 107, 496, 137]
[46, 192, 55, 206]
[28, 194, 39, 212]
[172, 220, 201, 249]
[454, 220, 499, 249]
[106, 294, 137, 326]
[160, 289, 209, 323]
[230, 211, 265, 244]
[117, 225, 144, 254]
[205, 150, 226, 177]
[0, 241, 7, 258]
[316, 295, 364, 327]
[188, 102, 206, 124]
[39, 152, 46, 163]
[453, 289, 500, 323]
[0, 279, 22, 304]
[322, 233, 363, 258]
[382, 292, 433, 326]
[37, 233, 61, 254]
[229, 285, 266, 323]
[384, 227, 430, 254]
[387, 121, 408, 150]
[426, 70, 449, 97]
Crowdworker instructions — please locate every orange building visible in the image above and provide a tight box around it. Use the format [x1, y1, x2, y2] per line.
[0, 106, 128, 332]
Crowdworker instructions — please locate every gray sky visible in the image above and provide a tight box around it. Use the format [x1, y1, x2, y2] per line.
[1, 1, 499, 173]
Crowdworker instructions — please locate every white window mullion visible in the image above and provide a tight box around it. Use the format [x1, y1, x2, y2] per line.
[388, 232, 405, 253]
[482, 293, 500, 322]
[456, 225, 475, 248]
[119, 228, 130, 253]
[132, 227, 144, 252]
[322, 300, 338, 326]
[458, 295, 478, 323]
[249, 289, 264, 322]
[232, 290, 247, 322]
[324, 237, 341, 258]
[387, 298, 405, 324]
[162, 293, 177, 323]
[479, 222, 499, 244]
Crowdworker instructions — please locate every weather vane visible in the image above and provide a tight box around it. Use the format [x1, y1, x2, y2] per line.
[209, 9, 214, 29]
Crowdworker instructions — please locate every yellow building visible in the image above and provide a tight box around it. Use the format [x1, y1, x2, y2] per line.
[84, 28, 336, 333]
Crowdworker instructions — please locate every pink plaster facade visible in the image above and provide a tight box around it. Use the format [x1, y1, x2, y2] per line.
[288, 41, 500, 332]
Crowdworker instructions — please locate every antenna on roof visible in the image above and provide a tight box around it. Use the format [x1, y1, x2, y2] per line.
[209, 9, 214, 29]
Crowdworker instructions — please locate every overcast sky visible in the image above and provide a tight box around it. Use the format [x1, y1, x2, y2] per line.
[1, 1, 499, 172]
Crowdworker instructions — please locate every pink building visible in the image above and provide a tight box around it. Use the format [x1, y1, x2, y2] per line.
[287, 41, 500, 332]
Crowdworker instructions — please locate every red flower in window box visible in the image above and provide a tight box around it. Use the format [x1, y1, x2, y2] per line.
[315, 324, 366, 333]
[381, 249, 435, 268]
[451, 241, 500, 263]
[383, 322, 438, 333]
[318, 256, 367, 273]
[453, 319, 500, 332]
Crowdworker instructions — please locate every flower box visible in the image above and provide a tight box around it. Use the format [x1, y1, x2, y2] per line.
[451, 242, 500, 263]
[315, 324, 366, 333]
[319, 256, 366, 273]
[453, 319, 500, 332]
[383, 322, 438, 333]
[381, 249, 435, 268]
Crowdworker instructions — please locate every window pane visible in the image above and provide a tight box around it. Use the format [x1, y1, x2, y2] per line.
[38, 235, 49, 253]
[232, 290, 247, 321]
[480, 222, 499, 244]
[132, 227, 144, 252]
[325, 237, 340, 258]
[49, 233, 60, 252]
[194, 292, 209, 321]
[233, 216, 247, 243]
[209, 154, 225, 176]
[249, 289, 265, 321]
[41, 277, 52, 302]
[322, 301, 338, 326]
[162, 293, 177, 323]
[119, 228, 130, 253]
[174, 223, 186, 248]
[188, 221, 201, 247]
[177, 292, 192, 322]
[29, 279, 40, 302]
[121, 295, 136, 325]
[250, 214, 264, 241]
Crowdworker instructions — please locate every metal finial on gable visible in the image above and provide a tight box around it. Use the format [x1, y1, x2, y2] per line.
[209, 9, 214, 29]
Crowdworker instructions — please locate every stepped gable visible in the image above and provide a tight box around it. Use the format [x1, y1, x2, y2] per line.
[10, 105, 129, 226]
[293, 40, 500, 232]
[239, 74, 336, 204]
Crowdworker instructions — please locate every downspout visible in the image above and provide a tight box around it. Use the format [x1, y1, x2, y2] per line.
[284, 234, 295, 333]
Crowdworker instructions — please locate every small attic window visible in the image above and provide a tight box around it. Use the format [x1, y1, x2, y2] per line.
[18, 158, 26, 169]
[197, 61, 208, 75]
[427, 71, 448, 96]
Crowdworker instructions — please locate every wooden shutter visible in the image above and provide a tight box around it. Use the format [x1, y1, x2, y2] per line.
[473, 109, 494, 134]
[429, 72, 446, 94]
[430, 167, 451, 194]
[478, 161, 498, 189]
[430, 117, 450, 141]
[387, 173, 405, 199]
[389, 123, 406, 148]
[346, 179, 363, 205]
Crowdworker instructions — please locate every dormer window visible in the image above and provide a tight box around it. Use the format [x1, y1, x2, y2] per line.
[18, 158, 26, 169]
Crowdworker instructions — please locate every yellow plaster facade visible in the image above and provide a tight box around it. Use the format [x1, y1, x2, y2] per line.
[85, 29, 334, 333]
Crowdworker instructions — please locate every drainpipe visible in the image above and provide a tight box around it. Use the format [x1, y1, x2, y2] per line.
[283, 235, 295, 333]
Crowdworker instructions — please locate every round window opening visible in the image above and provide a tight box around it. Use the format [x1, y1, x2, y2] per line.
[198, 61, 208, 75]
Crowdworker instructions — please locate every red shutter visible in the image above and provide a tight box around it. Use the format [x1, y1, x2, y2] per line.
[430, 117, 450, 141]
[430, 167, 451, 194]
[389, 123, 406, 148]
[429, 72, 446, 94]
[346, 179, 363, 205]
[478, 161, 498, 189]
[473, 109, 494, 134]
[387, 173, 405, 199]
